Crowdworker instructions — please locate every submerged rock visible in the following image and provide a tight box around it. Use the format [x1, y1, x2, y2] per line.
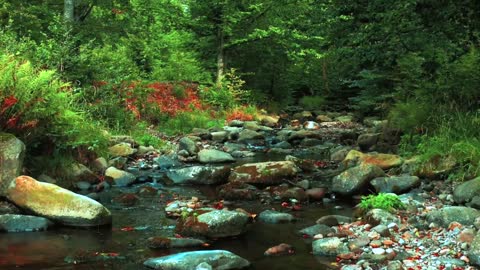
[229, 161, 300, 185]
[166, 166, 231, 185]
[6, 176, 112, 227]
[0, 214, 53, 232]
[257, 210, 295, 224]
[144, 250, 250, 270]
[147, 237, 205, 249]
[0, 133, 25, 195]
[176, 209, 249, 238]
[105, 167, 136, 186]
[343, 150, 403, 170]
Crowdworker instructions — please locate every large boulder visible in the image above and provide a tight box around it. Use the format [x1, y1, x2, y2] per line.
[229, 161, 300, 185]
[198, 149, 235, 164]
[6, 176, 112, 227]
[165, 166, 231, 185]
[370, 175, 420, 194]
[0, 133, 25, 194]
[238, 129, 264, 142]
[176, 209, 249, 238]
[332, 164, 385, 196]
[343, 150, 403, 170]
[357, 133, 380, 151]
[144, 250, 250, 270]
[0, 214, 53, 232]
[453, 176, 480, 204]
[427, 206, 480, 227]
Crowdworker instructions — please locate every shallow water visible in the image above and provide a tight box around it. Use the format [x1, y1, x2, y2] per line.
[0, 182, 353, 270]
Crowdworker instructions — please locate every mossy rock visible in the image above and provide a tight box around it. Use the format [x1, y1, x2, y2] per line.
[0, 133, 25, 195]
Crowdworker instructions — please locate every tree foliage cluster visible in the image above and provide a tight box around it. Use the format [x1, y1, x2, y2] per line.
[0, 0, 479, 177]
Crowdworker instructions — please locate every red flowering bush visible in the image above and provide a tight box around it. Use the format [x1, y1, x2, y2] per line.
[225, 106, 257, 122]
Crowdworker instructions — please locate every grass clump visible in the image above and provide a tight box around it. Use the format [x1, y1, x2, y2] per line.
[359, 193, 405, 213]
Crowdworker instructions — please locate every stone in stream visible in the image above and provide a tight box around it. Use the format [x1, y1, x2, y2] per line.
[257, 210, 295, 224]
[343, 150, 403, 170]
[357, 133, 380, 151]
[0, 214, 53, 232]
[264, 243, 294, 256]
[426, 206, 480, 227]
[299, 224, 335, 237]
[176, 209, 249, 238]
[217, 182, 259, 200]
[312, 237, 349, 256]
[0, 133, 25, 195]
[154, 155, 180, 170]
[238, 129, 264, 142]
[198, 149, 235, 163]
[453, 176, 480, 204]
[105, 167, 136, 186]
[370, 175, 420, 194]
[165, 166, 231, 185]
[147, 237, 205, 249]
[144, 250, 250, 270]
[468, 233, 480, 266]
[332, 164, 385, 196]
[271, 141, 292, 149]
[179, 137, 199, 155]
[6, 176, 112, 227]
[364, 209, 400, 226]
[228, 161, 300, 185]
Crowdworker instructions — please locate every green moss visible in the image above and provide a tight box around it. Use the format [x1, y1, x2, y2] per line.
[359, 193, 405, 213]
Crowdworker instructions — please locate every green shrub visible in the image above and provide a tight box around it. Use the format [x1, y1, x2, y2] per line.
[299, 96, 326, 110]
[359, 193, 405, 213]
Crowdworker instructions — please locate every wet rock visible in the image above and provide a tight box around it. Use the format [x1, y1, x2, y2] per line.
[154, 155, 180, 170]
[348, 236, 371, 251]
[138, 145, 156, 155]
[279, 187, 308, 202]
[244, 121, 261, 131]
[427, 206, 480, 227]
[179, 137, 199, 155]
[231, 151, 255, 158]
[257, 210, 295, 223]
[108, 142, 136, 157]
[229, 161, 300, 185]
[229, 120, 245, 127]
[259, 115, 279, 127]
[176, 209, 249, 238]
[105, 167, 136, 186]
[316, 115, 332, 122]
[357, 133, 380, 151]
[468, 233, 480, 266]
[166, 166, 230, 185]
[211, 131, 228, 142]
[264, 243, 294, 256]
[108, 156, 128, 169]
[112, 193, 139, 207]
[330, 146, 352, 163]
[217, 182, 259, 200]
[332, 164, 385, 196]
[312, 237, 349, 256]
[306, 188, 327, 201]
[75, 181, 91, 191]
[37, 174, 57, 184]
[66, 163, 97, 184]
[223, 142, 246, 153]
[364, 209, 400, 226]
[137, 186, 158, 196]
[297, 180, 310, 189]
[144, 250, 250, 270]
[453, 176, 480, 204]
[6, 176, 111, 226]
[238, 129, 264, 142]
[299, 224, 335, 237]
[370, 175, 420, 194]
[300, 138, 323, 147]
[271, 141, 293, 149]
[147, 237, 205, 249]
[288, 130, 322, 142]
[316, 215, 353, 226]
[303, 121, 320, 130]
[198, 149, 235, 164]
[0, 214, 53, 232]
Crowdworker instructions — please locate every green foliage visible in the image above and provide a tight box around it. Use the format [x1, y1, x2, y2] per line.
[158, 110, 224, 135]
[299, 96, 326, 111]
[360, 193, 405, 213]
[388, 101, 432, 133]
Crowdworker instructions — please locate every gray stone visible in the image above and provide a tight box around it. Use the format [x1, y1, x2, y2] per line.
[154, 155, 180, 170]
[454, 176, 480, 204]
[0, 214, 53, 232]
[211, 131, 228, 142]
[144, 250, 250, 270]
[105, 167, 136, 186]
[91, 157, 108, 172]
[365, 209, 400, 226]
[229, 120, 245, 127]
[179, 137, 199, 155]
[316, 215, 353, 226]
[427, 206, 480, 227]
[229, 161, 300, 185]
[198, 149, 235, 163]
[108, 142, 136, 157]
[165, 166, 230, 185]
[238, 129, 264, 142]
[332, 164, 385, 196]
[469, 233, 480, 266]
[357, 133, 380, 151]
[271, 141, 293, 149]
[370, 175, 420, 194]
[312, 237, 349, 256]
[258, 210, 295, 223]
[177, 210, 249, 238]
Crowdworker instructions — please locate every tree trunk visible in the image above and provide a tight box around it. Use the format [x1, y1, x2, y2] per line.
[216, 27, 225, 86]
[64, 0, 75, 22]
